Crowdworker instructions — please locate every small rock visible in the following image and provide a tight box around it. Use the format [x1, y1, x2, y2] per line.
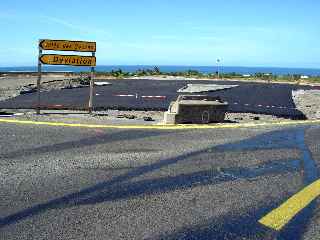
[116, 114, 125, 119]
[61, 85, 73, 90]
[253, 117, 260, 121]
[93, 113, 108, 117]
[117, 114, 136, 119]
[20, 86, 37, 94]
[125, 114, 136, 119]
[143, 116, 154, 121]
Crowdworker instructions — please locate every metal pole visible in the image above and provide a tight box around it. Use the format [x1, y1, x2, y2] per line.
[217, 59, 220, 80]
[37, 46, 42, 115]
[88, 52, 95, 114]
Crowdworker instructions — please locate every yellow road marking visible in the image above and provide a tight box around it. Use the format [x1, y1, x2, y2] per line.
[0, 118, 320, 130]
[259, 179, 320, 231]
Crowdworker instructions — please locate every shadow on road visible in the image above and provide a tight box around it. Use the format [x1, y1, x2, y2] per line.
[0, 129, 172, 160]
[154, 204, 280, 240]
[0, 127, 316, 239]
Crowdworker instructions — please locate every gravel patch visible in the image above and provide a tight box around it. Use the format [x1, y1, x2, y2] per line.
[8, 110, 164, 125]
[0, 75, 71, 101]
[225, 112, 287, 123]
[292, 90, 320, 119]
[1, 109, 288, 126]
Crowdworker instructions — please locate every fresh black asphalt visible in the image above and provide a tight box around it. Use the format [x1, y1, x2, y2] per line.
[0, 79, 314, 119]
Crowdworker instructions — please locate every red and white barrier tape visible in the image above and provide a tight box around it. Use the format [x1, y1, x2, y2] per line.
[142, 96, 167, 99]
[113, 94, 135, 97]
[113, 94, 166, 100]
[231, 101, 298, 110]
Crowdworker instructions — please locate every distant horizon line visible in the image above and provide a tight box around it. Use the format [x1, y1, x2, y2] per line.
[1, 64, 320, 70]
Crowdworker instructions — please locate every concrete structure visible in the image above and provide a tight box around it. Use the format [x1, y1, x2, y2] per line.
[164, 95, 228, 124]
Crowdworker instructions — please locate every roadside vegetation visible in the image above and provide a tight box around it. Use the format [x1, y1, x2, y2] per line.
[69, 66, 320, 84]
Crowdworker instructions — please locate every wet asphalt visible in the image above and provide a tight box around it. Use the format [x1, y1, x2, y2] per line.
[0, 122, 319, 239]
[0, 79, 314, 119]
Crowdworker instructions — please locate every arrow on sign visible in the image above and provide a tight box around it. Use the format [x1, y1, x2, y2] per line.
[39, 54, 96, 66]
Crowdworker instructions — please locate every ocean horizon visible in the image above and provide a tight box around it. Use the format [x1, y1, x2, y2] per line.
[1, 65, 320, 76]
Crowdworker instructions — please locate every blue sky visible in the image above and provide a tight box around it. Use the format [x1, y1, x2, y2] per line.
[1, 0, 320, 67]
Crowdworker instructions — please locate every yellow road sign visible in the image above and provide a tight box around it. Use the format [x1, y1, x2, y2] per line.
[39, 54, 96, 66]
[39, 39, 96, 52]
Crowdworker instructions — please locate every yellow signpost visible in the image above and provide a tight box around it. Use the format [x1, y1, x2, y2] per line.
[37, 39, 97, 114]
[39, 39, 96, 52]
[39, 54, 96, 67]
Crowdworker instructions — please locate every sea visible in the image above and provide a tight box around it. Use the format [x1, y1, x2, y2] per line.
[1, 65, 320, 76]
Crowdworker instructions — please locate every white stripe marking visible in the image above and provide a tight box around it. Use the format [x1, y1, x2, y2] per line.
[142, 96, 166, 99]
[114, 94, 135, 97]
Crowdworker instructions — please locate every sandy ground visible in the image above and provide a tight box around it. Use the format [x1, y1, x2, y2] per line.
[0, 75, 68, 101]
[292, 90, 320, 120]
[0, 74, 67, 89]
[0, 109, 288, 126]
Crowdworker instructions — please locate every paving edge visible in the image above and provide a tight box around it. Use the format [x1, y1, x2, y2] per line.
[1, 118, 320, 130]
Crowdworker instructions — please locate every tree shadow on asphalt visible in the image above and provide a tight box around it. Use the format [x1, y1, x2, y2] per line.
[0, 129, 172, 160]
[154, 190, 316, 240]
[153, 204, 280, 240]
[0, 127, 312, 239]
[72, 158, 300, 206]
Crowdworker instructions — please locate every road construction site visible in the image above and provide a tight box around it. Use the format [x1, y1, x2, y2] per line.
[1, 74, 320, 239]
[1, 75, 320, 123]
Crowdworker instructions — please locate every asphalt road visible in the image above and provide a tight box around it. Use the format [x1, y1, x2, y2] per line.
[0, 121, 319, 239]
[0, 79, 313, 119]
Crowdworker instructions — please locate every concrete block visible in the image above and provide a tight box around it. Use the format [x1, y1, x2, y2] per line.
[164, 111, 177, 124]
[164, 95, 228, 124]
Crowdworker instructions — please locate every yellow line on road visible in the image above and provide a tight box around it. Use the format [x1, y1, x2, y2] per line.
[259, 179, 320, 231]
[0, 118, 320, 130]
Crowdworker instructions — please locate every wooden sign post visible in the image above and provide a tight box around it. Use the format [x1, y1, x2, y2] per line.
[37, 39, 96, 114]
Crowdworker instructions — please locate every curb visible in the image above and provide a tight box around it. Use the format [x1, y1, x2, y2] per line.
[1, 118, 320, 130]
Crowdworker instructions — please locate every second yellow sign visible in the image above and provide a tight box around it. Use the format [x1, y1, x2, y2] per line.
[39, 54, 96, 66]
